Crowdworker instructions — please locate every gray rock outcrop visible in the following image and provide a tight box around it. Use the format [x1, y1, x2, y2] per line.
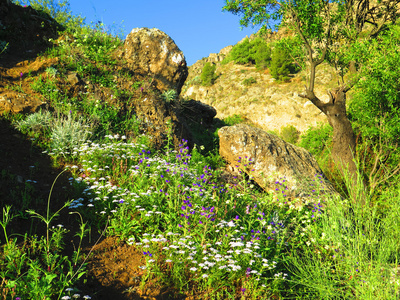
[123, 28, 188, 94]
[218, 124, 337, 198]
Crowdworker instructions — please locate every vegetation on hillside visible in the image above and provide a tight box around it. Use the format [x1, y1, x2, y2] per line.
[223, 0, 400, 189]
[0, 0, 400, 299]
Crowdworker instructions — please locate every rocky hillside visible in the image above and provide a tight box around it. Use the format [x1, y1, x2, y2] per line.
[182, 37, 340, 134]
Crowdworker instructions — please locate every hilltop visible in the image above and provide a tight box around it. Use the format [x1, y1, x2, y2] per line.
[183, 34, 340, 134]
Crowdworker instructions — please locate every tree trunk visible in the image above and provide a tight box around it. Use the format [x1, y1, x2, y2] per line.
[300, 85, 365, 201]
[325, 87, 358, 179]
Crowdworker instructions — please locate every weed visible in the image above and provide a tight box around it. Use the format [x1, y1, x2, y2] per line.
[50, 112, 93, 158]
[161, 89, 177, 103]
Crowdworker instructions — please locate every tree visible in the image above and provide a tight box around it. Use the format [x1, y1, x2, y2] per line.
[348, 25, 400, 196]
[223, 0, 400, 196]
[270, 44, 293, 81]
[201, 62, 217, 86]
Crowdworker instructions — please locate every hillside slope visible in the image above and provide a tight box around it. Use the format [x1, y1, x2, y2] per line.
[182, 42, 341, 133]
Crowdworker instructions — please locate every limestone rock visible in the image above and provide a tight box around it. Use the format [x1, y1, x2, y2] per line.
[67, 71, 81, 86]
[218, 124, 337, 197]
[123, 28, 188, 94]
[137, 94, 193, 150]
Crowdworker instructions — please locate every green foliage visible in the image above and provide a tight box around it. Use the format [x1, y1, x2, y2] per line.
[253, 38, 272, 69]
[13, 110, 53, 136]
[161, 89, 177, 103]
[72, 23, 123, 64]
[223, 114, 246, 126]
[13, 0, 85, 30]
[299, 123, 333, 157]
[270, 45, 294, 82]
[349, 25, 400, 147]
[346, 25, 400, 194]
[287, 182, 400, 300]
[280, 125, 300, 144]
[224, 38, 253, 64]
[200, 62, 217, 86]
[242, 76, 257, 86]
[50, 113, 93, 157]
[223, 37, 272, 69]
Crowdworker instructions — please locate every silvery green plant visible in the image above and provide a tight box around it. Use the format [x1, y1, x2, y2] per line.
[50, 113, 93, 158]
[161, 89, 177, 103]
[13, 110, 53, 135]
[45, 66, 58, 78]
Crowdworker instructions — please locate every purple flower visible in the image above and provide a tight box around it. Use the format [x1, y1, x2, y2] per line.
[246, 267, 251, 277]
[235, 215, 239, 220]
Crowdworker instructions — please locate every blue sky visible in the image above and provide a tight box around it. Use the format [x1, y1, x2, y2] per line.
[67, 0, 260, 66]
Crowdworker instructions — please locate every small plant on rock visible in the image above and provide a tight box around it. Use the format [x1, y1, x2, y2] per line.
[161, 89, 177, 103]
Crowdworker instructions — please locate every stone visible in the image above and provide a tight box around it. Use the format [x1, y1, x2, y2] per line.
[0, 92, 44, 114]
[123, 28, 188, 95]
[67, 71, 81, 86]
[136, 94, 193, 150]
[218, 124, 337, 198]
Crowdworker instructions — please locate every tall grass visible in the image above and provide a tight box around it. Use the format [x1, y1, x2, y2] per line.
[286, 170, 400, 299]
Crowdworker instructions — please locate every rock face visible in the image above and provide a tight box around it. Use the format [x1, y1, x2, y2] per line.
[123, 28, 188, 95]
[136, 94, 193, 150]
[218, 124, 337, 197]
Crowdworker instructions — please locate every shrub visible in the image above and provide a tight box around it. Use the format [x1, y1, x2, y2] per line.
[223, 37, 271, 69]
[200, 62, 217, 86]
[14, 0, 85, 30]
[50, 113, 93, 157]
[298, 123, 332, 157]
[280, 125, 300, 144]
[226, 38, 253, 64]
[223, 114, 247, 126]
[14, 110, 53, 136]
[270, 45, 295, 82]
[161, 89, 177, 103]
[242, 77, 257, 86]
[252, 38, 272, 69]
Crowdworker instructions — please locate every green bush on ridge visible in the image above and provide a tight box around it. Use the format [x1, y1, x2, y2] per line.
[200, 62, 217, 86]
[223, 37, 272, 70]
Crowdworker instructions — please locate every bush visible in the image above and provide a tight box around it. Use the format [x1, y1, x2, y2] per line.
[14, 0, 85, 30]
[161, 89, 177, 103]
[223, 114, 247, 126]
[252, 38, 272, 69]
[200, 62, 217, 86]
[225, 38, 253, 64]
[298, 123, 332, 157]
[242, 77, 257, 86]
[50, 113, 93, 157]
[14, 110, 53, 136]
[280, 125, 300, 144]
[223, 37, 271, 69]
[270, 45, 294, 82]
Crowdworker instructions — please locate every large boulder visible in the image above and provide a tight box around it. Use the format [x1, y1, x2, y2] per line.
[218, 124, 337, 198]
[123, 28, 188, 95]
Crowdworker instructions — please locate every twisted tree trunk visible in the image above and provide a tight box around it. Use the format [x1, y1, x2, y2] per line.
[300, 84, 364, 201]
